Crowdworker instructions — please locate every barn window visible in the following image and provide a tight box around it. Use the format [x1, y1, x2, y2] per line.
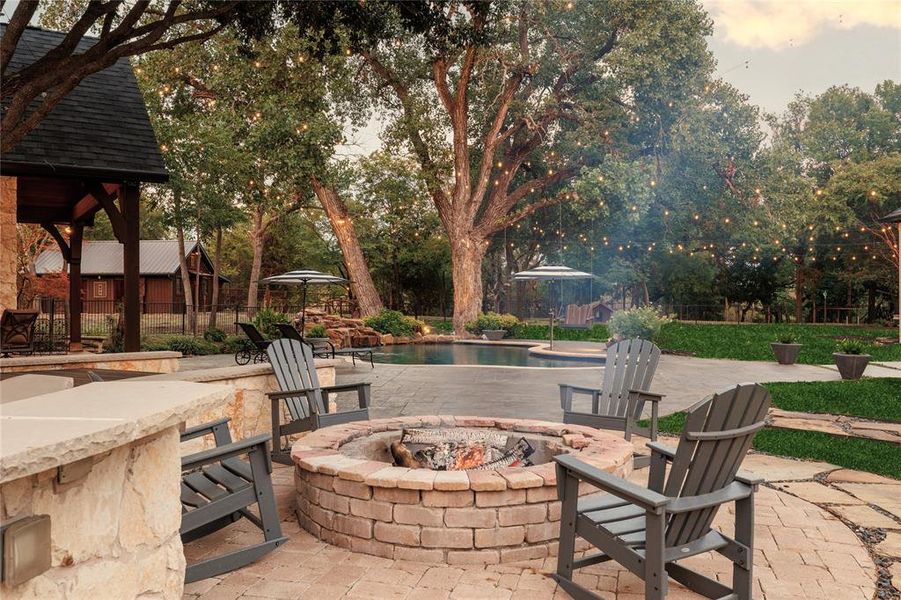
[93, 280, 107, 299]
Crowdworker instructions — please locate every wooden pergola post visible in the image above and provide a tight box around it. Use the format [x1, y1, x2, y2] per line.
[68, 222, 83, 351]
[121, 182, 141, 352]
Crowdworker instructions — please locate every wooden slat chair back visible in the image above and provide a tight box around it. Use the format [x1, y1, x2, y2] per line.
[553, 383, 771, 600]
[265, 338, 371, 464]
[560, 338, 663, 452]
[267, 338, 326, 421]
[661, 384, 770, 548]
[0, 309, 39, 356]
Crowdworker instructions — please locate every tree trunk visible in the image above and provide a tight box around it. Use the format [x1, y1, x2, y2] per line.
[247, 207, 265, 312]
[450, 236, 488, 335]
[208, 225, 222, 330]
[794, 267, 803, 323]
[173, 190, 195, 332]
[310, 177, 383, 317]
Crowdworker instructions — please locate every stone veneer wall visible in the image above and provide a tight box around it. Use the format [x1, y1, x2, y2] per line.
[138, 362, 337, 448]
[0, 176, 18, 311]
[0, 429, 185, 599]
[292, 416, 633, 565]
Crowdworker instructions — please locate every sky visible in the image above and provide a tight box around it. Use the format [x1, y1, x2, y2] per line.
[703, 0, 901, 115]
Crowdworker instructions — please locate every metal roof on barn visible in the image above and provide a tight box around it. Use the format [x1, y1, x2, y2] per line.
[35, 240, 227, 280]
[0, 25, 168, 182]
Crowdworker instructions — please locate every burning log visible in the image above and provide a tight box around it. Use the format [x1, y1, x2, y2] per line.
[390, 440, 422, 468]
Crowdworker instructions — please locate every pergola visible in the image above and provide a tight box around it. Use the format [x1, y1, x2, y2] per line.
[1, 26, 169, 352]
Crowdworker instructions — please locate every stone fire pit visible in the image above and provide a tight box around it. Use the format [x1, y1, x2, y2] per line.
[291, 416, 633, 565]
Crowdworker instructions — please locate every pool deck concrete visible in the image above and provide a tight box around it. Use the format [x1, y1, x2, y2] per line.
[179, 350, 899, 420]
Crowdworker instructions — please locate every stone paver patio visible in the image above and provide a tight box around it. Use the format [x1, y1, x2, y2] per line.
[183, 444, 900, 600]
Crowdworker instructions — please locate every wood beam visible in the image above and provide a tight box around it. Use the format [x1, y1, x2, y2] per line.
[121, 183, 141, 352]
[68, 223, 83, 351]
[40, 222, 71, 263]
[71, 195, 100, 223]
[89, 182, 127, 243]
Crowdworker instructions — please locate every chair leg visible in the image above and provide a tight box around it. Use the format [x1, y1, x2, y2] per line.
[247, 445, 285, 543]
[644, 509, 667, 600]
[732, 491, 755, 599]
[555, 466, 580, 581]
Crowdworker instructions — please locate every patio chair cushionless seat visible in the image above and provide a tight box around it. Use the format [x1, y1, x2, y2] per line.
[554, 383, 770, 600]
[180, 418, 287, 583]
[275, 322, 374, 367]
[266, 338, 371, 464]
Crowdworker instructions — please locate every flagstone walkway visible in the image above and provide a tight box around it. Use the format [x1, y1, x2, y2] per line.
[182, 446, 899, 600]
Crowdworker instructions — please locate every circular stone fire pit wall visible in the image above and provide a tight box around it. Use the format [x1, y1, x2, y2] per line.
[291, 416, 633, 565]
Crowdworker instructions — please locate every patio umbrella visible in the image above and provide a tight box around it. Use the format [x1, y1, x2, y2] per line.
[259, 270, 348, 333]
[512, 265, 596, 349]
[879, 207, 901, 342]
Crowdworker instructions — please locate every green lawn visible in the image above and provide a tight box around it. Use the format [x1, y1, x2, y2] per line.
[657, 322, 900, 364]
[766, 378, 901, 422]
[646, 378, 901, 478]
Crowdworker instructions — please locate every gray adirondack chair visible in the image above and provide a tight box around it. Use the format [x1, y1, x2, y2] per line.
[266, 338, 371, 464]
[554, 383, 771, 600]
[180, 418, 287, 583]
[560, 338, 663, 445]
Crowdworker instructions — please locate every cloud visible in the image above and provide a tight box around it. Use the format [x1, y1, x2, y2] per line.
[704, 0, 901, 50]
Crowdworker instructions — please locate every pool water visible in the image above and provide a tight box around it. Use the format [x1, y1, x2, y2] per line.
[370, 343, 601, 368]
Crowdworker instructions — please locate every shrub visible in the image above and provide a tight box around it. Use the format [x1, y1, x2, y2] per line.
[775, 332, 799, 344]
[607, 307, 669, 341]
[223, 335, 247, 353]
[307, 324, 327, 338]
[252, 307, 288, 338]
[364, 309, 425, 337]
[141, 335, 220, 356]
[835, 338, 869, 355]
[465, 312, 520, 335]
[511, 322, 608, 341]
[203, 327, 227, 343]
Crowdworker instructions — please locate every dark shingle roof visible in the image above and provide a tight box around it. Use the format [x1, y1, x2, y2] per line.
[35, 240, 228, 282]
[0, 25, 168, 182]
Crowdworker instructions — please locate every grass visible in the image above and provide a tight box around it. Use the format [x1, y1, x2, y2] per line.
[657, 322, 900, 364]
[765, 378, 901, 422]
[645, 379, 901, 478]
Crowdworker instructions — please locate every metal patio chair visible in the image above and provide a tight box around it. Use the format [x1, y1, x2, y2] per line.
[266, 338, 371, 464]
[275, 322, 375, 368]
[235, 322, 271, 365]
[0, 309, 39, 357]
[180, 418, 287, 583]
[554, 383, 770, 600]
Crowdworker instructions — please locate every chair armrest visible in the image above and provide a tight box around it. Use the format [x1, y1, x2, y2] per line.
[267, 388, 315, 400]
[667, 481, 754, 513]
[628, 389, 665, 402]
[180, 417, 231, 442]
[554, 454, 669, 511]
[182, 433, 271, 471]
[559, 383, 601, 411]
[322, 382, 371, 409]
[735, 469, 763, 487]
[646, 441, 677, 460]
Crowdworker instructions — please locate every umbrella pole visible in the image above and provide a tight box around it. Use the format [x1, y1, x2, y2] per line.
[549, 286, 554, 350]
[300, 282, 308, 336]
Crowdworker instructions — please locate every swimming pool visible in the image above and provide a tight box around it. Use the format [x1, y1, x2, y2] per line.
[370, 343, 602, 368]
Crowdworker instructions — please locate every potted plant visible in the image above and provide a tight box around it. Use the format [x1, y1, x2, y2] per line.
[305, 323, 330, 343]
[833, 338, 871, 380]
[770, 332, 802, 365]
[465, 312, 520, 341]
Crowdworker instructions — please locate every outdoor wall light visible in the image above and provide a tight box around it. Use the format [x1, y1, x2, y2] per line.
[1, 515, 51, 587]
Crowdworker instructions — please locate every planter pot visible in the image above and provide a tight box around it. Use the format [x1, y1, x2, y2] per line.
[483, 329, 507, 341]
[833, 353, 870, 380]
[770, 342, 802, 365]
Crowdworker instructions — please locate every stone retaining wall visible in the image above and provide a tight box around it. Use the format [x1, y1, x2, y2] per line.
[0, 350, 180, 374]
[292, 416, 633, 565]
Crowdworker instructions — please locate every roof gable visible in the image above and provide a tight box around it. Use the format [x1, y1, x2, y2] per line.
[0, 25, 168, 182]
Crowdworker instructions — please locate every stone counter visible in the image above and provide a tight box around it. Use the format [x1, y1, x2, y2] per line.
[135, 360, 340, 447]
[0, 381, 233, 598]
